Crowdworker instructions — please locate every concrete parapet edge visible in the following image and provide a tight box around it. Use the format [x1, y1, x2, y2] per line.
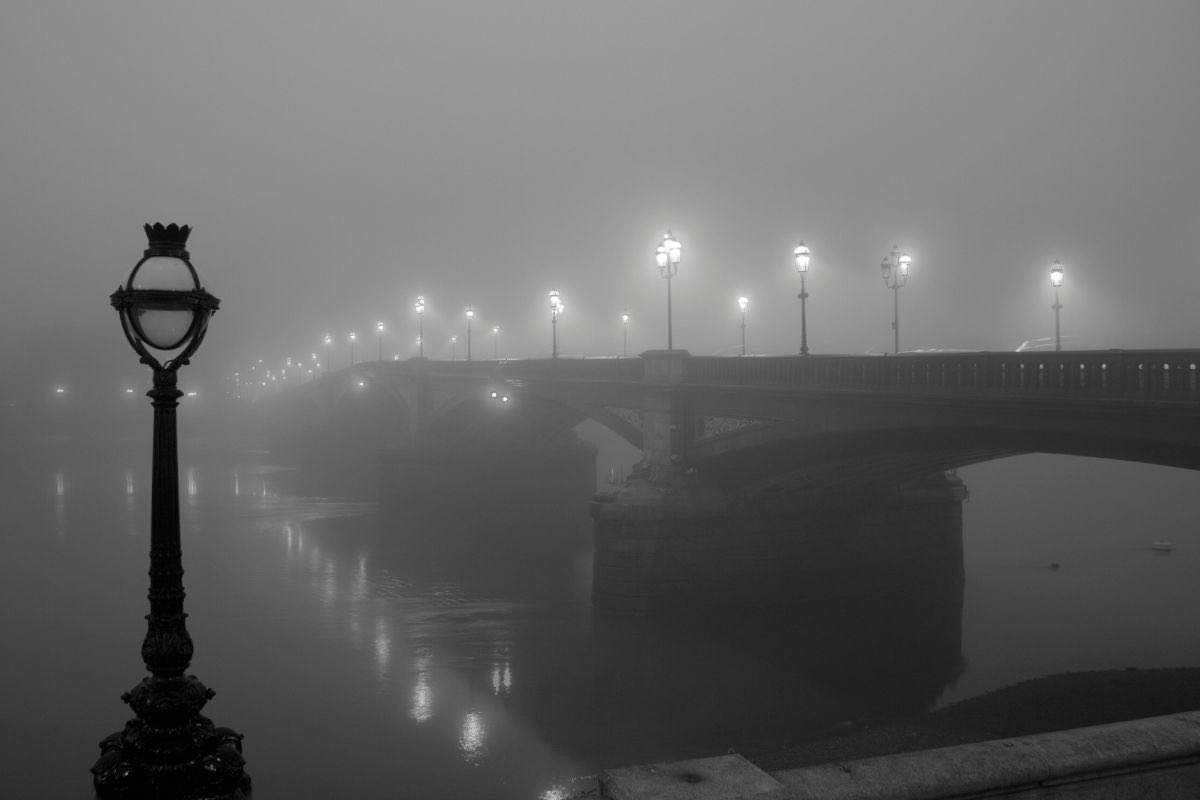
[776, 710, 1200, 799]
[597, 712, 1200, 800]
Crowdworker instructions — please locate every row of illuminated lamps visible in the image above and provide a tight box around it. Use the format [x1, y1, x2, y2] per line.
[46, 386, 200, 399]
[267, 234, 1072, 380]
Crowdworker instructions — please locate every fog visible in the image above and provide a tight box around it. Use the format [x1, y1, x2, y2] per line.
[1, 1, 1198, 397]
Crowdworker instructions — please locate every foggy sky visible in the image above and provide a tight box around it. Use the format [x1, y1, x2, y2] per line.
[1, 1, 1198, 396]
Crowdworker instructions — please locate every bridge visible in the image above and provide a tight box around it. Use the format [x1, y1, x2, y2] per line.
[266, 348, 1200, 611]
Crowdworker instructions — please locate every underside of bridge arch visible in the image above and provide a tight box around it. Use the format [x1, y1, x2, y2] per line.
[425, 390, 642, 450]
[693, 425, 1200, 497]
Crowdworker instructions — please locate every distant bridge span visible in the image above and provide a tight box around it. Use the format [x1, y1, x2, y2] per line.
[269, 349, 1200, 491]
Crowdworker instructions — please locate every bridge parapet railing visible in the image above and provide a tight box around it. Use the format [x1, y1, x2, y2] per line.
[683, 351, 1200, 401]
[499, 357, 646, 382]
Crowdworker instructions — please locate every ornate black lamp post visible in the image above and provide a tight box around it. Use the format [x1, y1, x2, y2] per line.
[465, 306, 474, 361]
[549, 290, 563, 358]
[95, 223, 249, 798]
[415, 296, 425, 357]
[880, 243, 912, 354]
[794, 241, 811, 355]
[737, 296, 748, 356]
[655, 231, 682, 349]
[1050, 260, 1064, 351]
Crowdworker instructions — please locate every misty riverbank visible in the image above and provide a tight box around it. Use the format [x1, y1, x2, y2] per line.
[745, 667, 1200, 772]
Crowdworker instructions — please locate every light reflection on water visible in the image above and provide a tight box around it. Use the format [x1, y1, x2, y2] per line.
[6, 442, 1200, 800]
[459, 711, 487, 765]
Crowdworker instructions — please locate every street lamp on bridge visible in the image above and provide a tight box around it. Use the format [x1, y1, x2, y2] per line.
[737, 296, 749, 356]
[880, 244, 913, 354]
[323, 333, 332, 374]
[415, 296, 425, 357]
[376, 321, 385, 361]
[1050, 260, 1064, 352]
[98, 223, 250, 798]
[348, 330, 357, 365]
[655, 230, 682, 349]
[492, 325, 500, 359]
[465, 307, 474, 361]
[450, 335, 458, 361]
[794, 241, 811, 355]
[621, 310, 630, 357]
[549, 290, 564, 359]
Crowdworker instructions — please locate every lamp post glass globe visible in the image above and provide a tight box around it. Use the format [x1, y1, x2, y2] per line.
[1050, 260, 1064, 287]
[794, 241, 811, 273]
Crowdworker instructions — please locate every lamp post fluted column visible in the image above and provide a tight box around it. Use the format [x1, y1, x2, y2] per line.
[95, 223, 249, 799]
[880, 244, 912, 355]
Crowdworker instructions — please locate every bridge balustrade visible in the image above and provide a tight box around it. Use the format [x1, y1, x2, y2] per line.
[682, 352, 1200, 402]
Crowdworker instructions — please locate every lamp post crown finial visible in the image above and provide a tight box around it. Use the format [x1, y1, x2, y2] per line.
[144, 222, 191, 258]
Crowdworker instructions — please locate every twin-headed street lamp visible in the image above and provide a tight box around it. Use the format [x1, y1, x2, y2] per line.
[1050, 260, 1064, 351]
[549, 290, 564, 358]
[97, 223, 250, 798]
[794, 241, 811, 355]
[655, 231, 682, 349]
[415, 296, 425, 357]
[737, 296, 749, 356]
[880, 244, 913, 354]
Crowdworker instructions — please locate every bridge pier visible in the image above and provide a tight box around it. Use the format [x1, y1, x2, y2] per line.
[590, 469, 967, 614]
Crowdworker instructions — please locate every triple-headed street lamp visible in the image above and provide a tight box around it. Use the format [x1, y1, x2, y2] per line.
[655, 230, 682, 349]
[794, 241, 811, 355]
[1050, 260, 1064, 351]
[737, 296, 749, 356]
[415, 296, 425, 357]
[549, 290, 564, 358]
[880, 244, 913, 354]
[97, 223, 250, 798]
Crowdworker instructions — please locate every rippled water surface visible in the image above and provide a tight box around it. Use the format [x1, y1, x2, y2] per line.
[2, 434, 1198, 798]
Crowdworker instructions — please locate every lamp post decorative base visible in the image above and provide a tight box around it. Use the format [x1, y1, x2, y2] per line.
[92, 674, 250, 799]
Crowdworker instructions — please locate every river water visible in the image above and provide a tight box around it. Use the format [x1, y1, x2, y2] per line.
[2, 429, 1198, 799]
